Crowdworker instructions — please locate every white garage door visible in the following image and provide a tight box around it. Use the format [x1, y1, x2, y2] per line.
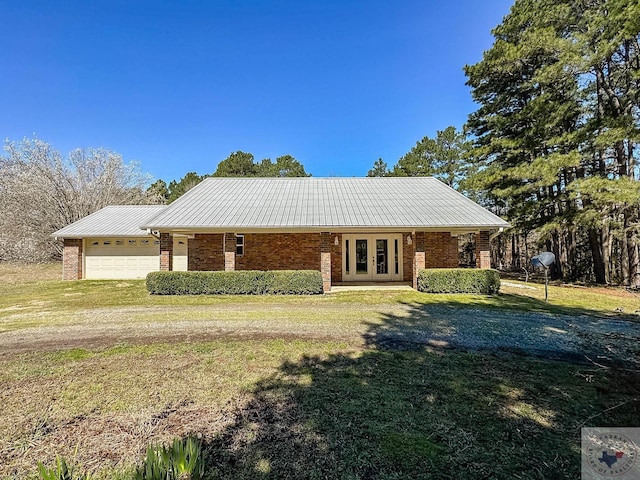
[85, 237, 160, 279]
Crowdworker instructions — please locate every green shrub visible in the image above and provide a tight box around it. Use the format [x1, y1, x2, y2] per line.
[38, 456, 91, 480]
[417, 268, 501, 294]
[133, 436, 204, 480]
[270, 270, 325, 294]
[146, 270, 324, 295]
[37, 438, 203, 480]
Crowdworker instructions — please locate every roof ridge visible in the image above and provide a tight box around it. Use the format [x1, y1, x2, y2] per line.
[103, 204, 166, 208]
[200, 176, 437, 180]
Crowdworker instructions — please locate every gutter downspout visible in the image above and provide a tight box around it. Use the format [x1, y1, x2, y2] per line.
[489, 227, 504, 242]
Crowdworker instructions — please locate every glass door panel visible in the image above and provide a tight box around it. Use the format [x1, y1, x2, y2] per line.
[343, 234, 402, 282]
[355, 239, 368, 274]
[376, 239, 388, 274]
[394, 239, 399, 275]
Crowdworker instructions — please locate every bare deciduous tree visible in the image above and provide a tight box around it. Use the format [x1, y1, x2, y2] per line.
[0, 137, 159, 262]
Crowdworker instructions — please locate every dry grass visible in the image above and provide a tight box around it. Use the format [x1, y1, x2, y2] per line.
[0, 262, 61, 284]
[1, 267, 640, 478]
[0, 340, 353, 478]
[1, 341, 638, 479]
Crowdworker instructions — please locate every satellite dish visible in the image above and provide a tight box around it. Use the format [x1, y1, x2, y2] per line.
[531, 252, 555, 268]
[531, 252, 555, 303]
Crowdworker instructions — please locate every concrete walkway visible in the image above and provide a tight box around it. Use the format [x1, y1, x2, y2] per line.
[329, 282, 413, 292]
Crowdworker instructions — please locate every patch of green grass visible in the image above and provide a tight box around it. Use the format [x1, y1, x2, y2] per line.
[501, 280, 640, 317]
[1, 341, 638, 479]
[2, 277, 639, 334]
[380, 431, 444, 465]
[2, 269, 639, 478]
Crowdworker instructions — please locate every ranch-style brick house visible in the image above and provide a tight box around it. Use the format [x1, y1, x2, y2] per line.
[53, 177, 510, 291]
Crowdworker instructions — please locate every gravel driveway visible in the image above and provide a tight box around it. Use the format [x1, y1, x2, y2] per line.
[368, 304, 640, 367]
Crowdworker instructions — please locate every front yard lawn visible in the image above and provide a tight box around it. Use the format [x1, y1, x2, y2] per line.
[2, 263, 639, 334]
[0, 263, 639, 479]
[2, 339, 638, 479]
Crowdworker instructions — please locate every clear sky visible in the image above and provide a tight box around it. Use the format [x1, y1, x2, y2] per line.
[1, 0, 513, 182]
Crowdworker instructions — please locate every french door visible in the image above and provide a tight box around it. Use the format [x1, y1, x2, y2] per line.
[342, 234, 403, 281]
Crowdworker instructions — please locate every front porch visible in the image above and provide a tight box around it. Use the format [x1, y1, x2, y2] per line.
[158, 230, 493, 292]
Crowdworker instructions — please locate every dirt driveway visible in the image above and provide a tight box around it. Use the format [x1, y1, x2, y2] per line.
[1, 302, 639, 367]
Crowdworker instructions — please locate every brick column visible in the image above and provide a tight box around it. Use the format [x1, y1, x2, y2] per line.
[160, 233, 173, 271]
[224, 233, 236, 271]
[450, 235, 460, 268]
[320, 232, 331, 292]
[413, 232, 425, 289]
[62, 239, 83, 280]
[331, 234, 342, 284]
[475, 231, 491, 269]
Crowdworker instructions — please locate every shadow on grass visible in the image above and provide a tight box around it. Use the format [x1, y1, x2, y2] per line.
[196, 303, 640, 479]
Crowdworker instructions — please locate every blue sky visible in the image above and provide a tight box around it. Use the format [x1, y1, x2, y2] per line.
[1, 0, 512, 182]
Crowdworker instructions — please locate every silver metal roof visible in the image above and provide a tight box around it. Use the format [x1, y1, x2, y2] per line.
[53, 205, 166, 238]
[142, 177, 509, 232]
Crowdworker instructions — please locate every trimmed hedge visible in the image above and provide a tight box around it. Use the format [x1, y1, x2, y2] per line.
[417, 268, 501, 294]
[146, 270, 324, 295]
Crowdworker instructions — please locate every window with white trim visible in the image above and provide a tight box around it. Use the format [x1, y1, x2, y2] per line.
[236, 234, 244, 256]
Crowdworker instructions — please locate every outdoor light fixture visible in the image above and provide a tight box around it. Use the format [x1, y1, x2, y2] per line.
[407, 235, 412, 245]
[334, 236, 339, 245]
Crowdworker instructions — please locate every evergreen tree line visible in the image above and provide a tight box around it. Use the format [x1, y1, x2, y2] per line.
[370, 0, 639, 286]
[148, 151, 309, 204]
[468, 0, 640, 286]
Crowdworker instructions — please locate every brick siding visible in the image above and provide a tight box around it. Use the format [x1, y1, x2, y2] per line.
[331, 234, 342, 284]
[235, 233, 321, 271]
[425, 232, 459, 268]
[413, 232, 426, 288]
[184, 231, 474, 292]
[224, 232, 236, 271]
[188, 234, 224, 271]
[320, 232, 331, 292]
[62, 239, 83, 280]
[160, 233, 173, 271]
[475, 230, 491, 269]
[403, 234, 414, 283]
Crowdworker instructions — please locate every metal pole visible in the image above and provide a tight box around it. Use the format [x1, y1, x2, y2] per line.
[544, 268, 548, 303]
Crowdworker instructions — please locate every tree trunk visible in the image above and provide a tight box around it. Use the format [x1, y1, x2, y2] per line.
[621, 222, 630, 285]
[565, 228, 578, 281]
[602, 223, 612, 283]
[625, 208, 640, 288]
[588, 228, 606, 284]
[548, 232, 563, 280]
[511, 234, 518, 270]
[629, 237, 640, 288]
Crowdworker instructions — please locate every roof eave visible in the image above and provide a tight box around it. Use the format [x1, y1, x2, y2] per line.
[142, 224, 511, 235]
